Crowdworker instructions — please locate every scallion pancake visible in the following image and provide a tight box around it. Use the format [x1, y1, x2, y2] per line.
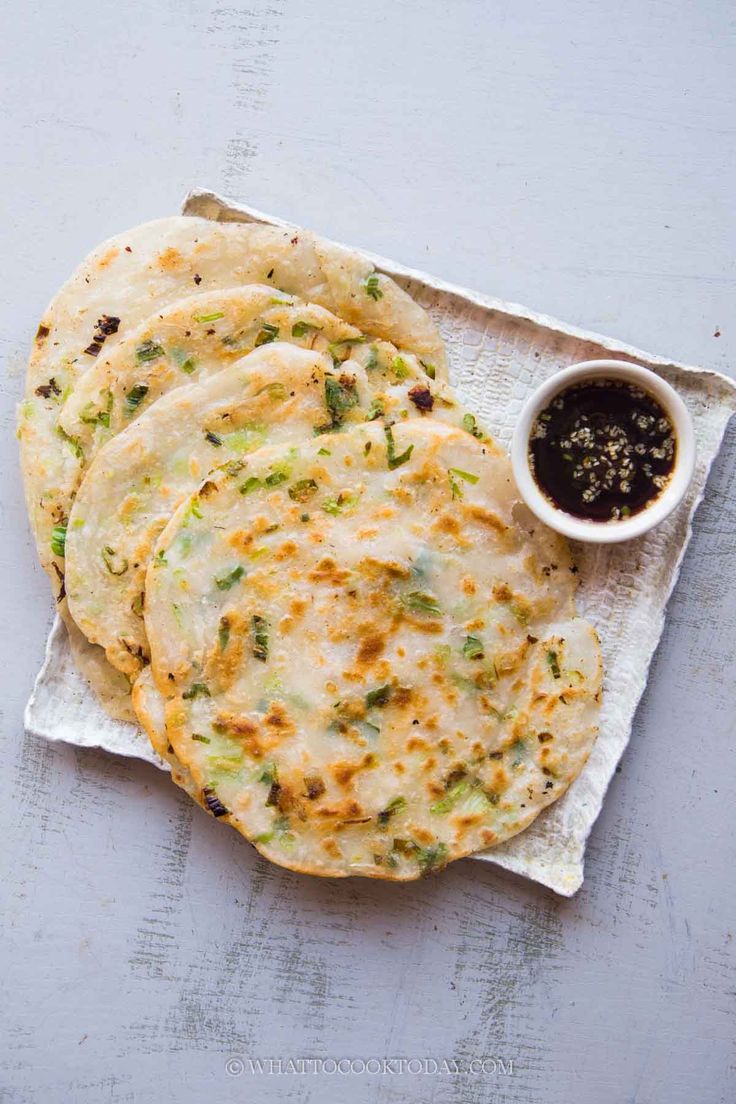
[144, 419, 601, 880]
[65, 342, 460, 680]
[20, 216, 446, 595]
[58, 285, 429, 463]
[19, 216, 444, 717]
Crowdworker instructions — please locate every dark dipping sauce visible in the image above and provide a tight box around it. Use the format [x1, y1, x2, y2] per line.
[529, 379, 677, 521]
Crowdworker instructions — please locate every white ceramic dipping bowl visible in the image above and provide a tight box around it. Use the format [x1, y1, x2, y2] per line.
[510, 359, 696, 544]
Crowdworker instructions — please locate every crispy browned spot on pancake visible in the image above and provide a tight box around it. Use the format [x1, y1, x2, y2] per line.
[215, 712, 258, 738]
[356, 627, 386, 667]
[308, 556, 353, 586]
[156, 246, 184, 271]
[204, 612, 247, 690]
[316, 799, 365, 821]
[96, 245, 120, 270]
[432, 512, 468, 543]
[264, 701, 296, 734]
[274, 540, 299, 561]
[199, 479, 219, 499]
[331, 752, 375, 789]
[358, 555, 411, 580]
[495, 636, 533, 676]
[468, 504, 507, 535]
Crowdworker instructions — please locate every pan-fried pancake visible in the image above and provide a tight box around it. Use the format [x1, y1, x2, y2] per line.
[58, 285, 434, 461]
[19, 217, 444, 717]
[144, 419, 601, 879]
[65, 342, 461, 680]
[19, 215, 446, 595]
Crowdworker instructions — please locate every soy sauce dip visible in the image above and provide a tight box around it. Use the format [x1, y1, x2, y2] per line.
[529, 379, 677, 521]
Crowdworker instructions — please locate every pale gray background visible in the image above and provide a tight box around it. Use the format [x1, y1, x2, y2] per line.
[1, 2, 734, 1102]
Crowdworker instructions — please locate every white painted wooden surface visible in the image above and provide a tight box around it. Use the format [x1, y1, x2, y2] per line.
[2, 2, 734, 1101]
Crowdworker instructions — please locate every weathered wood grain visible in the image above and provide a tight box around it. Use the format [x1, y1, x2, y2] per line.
[1, 1, 734, 1102]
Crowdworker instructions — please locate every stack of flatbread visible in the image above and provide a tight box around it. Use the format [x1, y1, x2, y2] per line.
[19, 215, 602, 880]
